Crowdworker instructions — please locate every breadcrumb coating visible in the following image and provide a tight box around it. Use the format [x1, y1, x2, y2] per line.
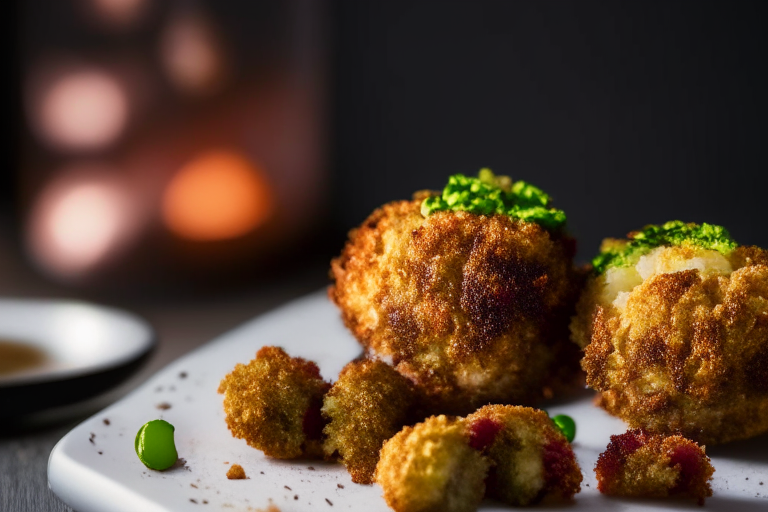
[330, 196, 582, 414]
[322, 359, 415, 484]
[218, 346, 330, 458]
[595, 429, 714, 505]
[572, 243, 768, 444]
[226, 464, 247, 479]
[375, 415, 489, 512]
[465, 405, 582, 505]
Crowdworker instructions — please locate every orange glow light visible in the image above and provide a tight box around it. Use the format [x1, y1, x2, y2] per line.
[38, 70, 128, 151]
[162, 150, 274, 241]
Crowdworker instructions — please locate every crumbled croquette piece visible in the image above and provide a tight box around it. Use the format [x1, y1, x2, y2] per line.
[226, 464, 247, 480]
[572, 242, 768, 444]
[218, 346, 330, 458]
[595, 429, 714, 505]
[330, 195, 582, 415]
[375, 415, 489, 512]
[322, 360, 415, 484]
[465, 405, 582, 505]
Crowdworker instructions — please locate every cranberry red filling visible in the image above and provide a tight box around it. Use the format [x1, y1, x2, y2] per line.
[669, 443, 706, 494]
[468, 417, 503, 451]
[543, 437, 576, 490]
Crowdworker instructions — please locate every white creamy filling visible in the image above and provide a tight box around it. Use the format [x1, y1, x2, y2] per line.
[602, 246, 733, 311]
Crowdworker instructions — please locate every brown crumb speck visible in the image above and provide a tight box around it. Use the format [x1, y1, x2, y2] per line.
[284, 486, 292, 491]
[294, 495, 298, 500]
[325, 498, 333, 506]
[337, 484, 344, 489]
[202, 500, 208, 504]
[88, 433, 95, 444]
[307, 466, 315, 471]
[190, 498, 198, 504]
[226, 464, 247, 480]
[98, 451, 103, 455]
[191, 483, 198, 488]
[180, 371, 188, 379]
[157, 402, 172, 410]
[103, 418, 110, 426]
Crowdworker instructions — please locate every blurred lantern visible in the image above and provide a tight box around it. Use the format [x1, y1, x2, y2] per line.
[19, 0, 328, 290]
[27, 165, 143, 282]
[28, 67, 129, 152]
[160, 10, 228, 96]
[85, 0, 150, 29]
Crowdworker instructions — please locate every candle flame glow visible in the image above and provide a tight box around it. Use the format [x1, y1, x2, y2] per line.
[162, 150, 274, 241]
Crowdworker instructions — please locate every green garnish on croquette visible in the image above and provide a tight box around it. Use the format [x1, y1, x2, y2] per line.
[421, 169, 567, 230]
[592, 220, 738, 275]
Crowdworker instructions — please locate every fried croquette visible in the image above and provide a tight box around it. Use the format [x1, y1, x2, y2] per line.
[226, 464, 247, 479]
[218, 346, 330, 458]
[330, 172, 582, 414]
[595, 429, 714, 505]
[465, 405, 582, 505]
[572, 221, 768, 444]
[375, 415, 489, 512]
[322, 359, 415, 484]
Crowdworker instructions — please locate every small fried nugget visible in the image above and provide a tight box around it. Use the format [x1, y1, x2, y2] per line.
[375, 415, 489, 512]
[572, 221, 768, 444]
[218, 346, 330, 458]
[322, 360, 415, 484]
[226, 464, 247, 479]
[465, 405, 582, 506]
[595, 429, 715, 505]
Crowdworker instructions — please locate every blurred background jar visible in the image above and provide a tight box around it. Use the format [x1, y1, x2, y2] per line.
[14, 0, 328, 292]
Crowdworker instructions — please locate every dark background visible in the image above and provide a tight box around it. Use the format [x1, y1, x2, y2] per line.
[5, 0, 768, 275]
[331, 0, 768, 264]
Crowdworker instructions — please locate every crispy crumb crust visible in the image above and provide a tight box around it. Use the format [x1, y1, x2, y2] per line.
[465, 405, 582, 506]
[322, 360, 415, 484]
[595, 429, 714, 505]
[572, 245, 768, 444]
[330, 197, 583, 414]
[375, 415, 489, 512]
[218, 346, 330, 458]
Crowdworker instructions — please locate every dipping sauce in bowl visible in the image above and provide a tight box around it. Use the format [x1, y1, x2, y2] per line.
[0, 339, 49, 376]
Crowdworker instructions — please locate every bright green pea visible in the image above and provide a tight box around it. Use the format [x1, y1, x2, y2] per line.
[551, 414, 576, 443]
[135, 419, 178, 470]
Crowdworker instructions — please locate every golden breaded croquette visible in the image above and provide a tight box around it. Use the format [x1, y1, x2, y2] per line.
[375, 415, 489, 512]
[595, 429, 715, 505]
[464, 405, 582, 505]
[330, 173, 582, 415]
[218, 346, 330, 458]
[322, 360, 415, 484]
[572, 221, 768, 444]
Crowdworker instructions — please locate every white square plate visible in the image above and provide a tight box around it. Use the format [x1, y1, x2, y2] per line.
[49, 290, 768, 511]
